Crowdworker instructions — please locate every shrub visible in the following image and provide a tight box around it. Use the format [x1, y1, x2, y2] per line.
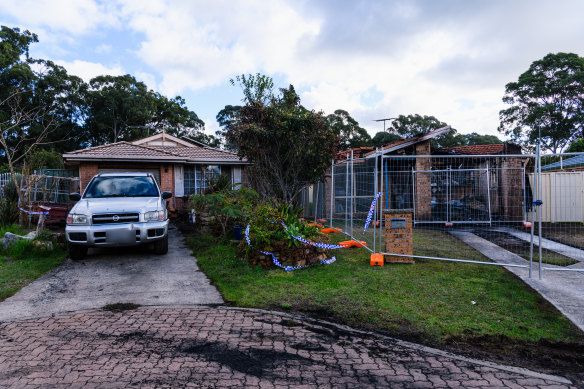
[0, 199, 19, 228]
[191, 186, 259, 237]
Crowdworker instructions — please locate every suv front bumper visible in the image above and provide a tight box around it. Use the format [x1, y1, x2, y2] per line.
[66, 220, 169, 247]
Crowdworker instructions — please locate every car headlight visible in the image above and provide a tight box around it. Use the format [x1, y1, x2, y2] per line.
[145, 210, 165, 222]
[67, 213, 88, 225]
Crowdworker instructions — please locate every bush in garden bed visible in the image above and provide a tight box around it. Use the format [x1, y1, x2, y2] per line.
[237, 202, 330, 268]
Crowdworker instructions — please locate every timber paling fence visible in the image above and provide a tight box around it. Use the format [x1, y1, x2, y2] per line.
[305, 150, 584, 279]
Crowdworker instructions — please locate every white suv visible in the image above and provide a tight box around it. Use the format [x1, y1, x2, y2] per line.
[66, 172, 172, 260]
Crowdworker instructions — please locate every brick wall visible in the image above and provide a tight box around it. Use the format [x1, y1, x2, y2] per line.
[384, 211, 414, 263]
[79, 163, 99, 193]
[414, 142, 432, 220]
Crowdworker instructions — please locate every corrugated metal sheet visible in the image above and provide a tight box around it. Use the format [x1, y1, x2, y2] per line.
[528, 171, 584, 222]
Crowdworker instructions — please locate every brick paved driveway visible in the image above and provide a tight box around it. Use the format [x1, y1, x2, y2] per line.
[0, 307, 573, 388]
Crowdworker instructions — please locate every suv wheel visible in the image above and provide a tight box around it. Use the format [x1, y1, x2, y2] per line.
[68, 244, 87, 260]
[153, 235, 168, 255]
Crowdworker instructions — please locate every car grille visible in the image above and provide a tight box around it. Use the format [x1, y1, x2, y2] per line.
[92, 213, 140, 225]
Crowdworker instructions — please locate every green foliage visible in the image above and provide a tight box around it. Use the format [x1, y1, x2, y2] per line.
[326, 109, 371, 150]
[26, 149, 64, 171]
[245, 201, 320, 250]
[230, 73, 274, 105]
[371, 132, 401, 148]
[226, 79, 338, 203]
[2, 179, 18, 202]
[0, 199, 18, 227]
[460, 132, 503, 146]
[388, 114, 463, 149]
[566, 138, 584, 153]
[499, 52, 584, 153]
[204, 174, 231, 194]
[215, 104, 242, 152]
[193, 186, 259, 237]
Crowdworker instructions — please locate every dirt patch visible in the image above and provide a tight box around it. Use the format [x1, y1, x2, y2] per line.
[102, 303, 141, 312]
[540, 224, 584, 250]
[442, 334, 584, 386]
[473, 229, 577, 266]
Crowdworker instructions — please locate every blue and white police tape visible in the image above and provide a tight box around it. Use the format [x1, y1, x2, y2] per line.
[245, 225, 337, 272]
[363, 192, 382, 233]
[279, 222, 349, 249]
[17, 199, 49, 217]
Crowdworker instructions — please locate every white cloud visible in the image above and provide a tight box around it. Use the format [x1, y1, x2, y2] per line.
[95, 44, 112, 54]
[4, 0, 584, 140]
[0, 0, 120, 35]
[54, 60, 124, 82]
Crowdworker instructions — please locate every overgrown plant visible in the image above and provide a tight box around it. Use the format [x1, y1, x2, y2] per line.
[192, 186, 259, 237]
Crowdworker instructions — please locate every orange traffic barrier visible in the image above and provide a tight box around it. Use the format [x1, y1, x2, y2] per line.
[320, 228, 343, 234]
[370, 253, 384, 266]
[308, 222, 324, 228]
[338, 240, 367, 248]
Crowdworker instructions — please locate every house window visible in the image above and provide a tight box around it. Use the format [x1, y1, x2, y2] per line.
[184, 165, 222, 195]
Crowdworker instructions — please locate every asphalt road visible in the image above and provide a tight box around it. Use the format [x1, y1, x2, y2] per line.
[0, 225, 223, 321]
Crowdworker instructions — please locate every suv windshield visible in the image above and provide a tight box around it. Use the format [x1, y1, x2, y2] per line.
[84, 176, 160, 198]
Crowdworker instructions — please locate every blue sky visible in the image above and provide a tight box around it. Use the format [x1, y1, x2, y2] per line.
[1, 0, 583, 140]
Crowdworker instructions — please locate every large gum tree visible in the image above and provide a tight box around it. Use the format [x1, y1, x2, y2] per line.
[498, 52, 584, 153]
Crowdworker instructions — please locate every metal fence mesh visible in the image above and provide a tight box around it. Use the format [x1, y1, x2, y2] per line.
[323, 151, 584, 277]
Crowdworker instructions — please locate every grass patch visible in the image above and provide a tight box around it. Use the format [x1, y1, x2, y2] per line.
[0, 225, 67, 301]
[189, 230, 583, 345]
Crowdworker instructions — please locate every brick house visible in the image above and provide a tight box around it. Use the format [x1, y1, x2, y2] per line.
[315, 127, 525, 224]
[63, 132, 248, 210]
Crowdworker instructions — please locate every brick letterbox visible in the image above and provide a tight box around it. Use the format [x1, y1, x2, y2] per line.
[384, 210, 414, 263]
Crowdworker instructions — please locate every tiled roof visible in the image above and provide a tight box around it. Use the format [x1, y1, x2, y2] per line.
[336, 147, 374, 160]
[64, 137, 245, 163]
[65, 142, 183, 158]
[440, 144, 505, 155]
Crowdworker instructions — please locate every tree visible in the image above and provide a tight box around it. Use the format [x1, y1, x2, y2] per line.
[499, 52, 584, 153]
[85, 74, 212, 146]
[0, 27, 72, 211]
[215, 104, 241, 151]
[566, 138, 584, 153]
[230, 73, 274, 105]
[85, 75, 156, 144]
[388, 114, 461, 149]
[460, 132, 503, 146]
[371, 131, 401, 148]
[326, 109, 371, 150]
[226, 80, 337, 203]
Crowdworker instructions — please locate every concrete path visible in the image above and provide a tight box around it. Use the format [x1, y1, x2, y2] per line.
[0, 226, 223, 321]
[0, 307, 575, 388]
[450, 231, 584, 333]
[493, 226, 584, 263]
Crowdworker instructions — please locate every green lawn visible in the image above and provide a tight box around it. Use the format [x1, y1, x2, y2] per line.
[0, 227, 67, 301]
[188, 230, 583, 344]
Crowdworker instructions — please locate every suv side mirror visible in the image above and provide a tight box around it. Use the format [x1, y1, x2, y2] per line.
[69, 193, 81, 201]
[161, 191, 172, 200]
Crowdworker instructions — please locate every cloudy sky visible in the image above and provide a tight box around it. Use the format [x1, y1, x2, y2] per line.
[1, 0, 583, 139]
